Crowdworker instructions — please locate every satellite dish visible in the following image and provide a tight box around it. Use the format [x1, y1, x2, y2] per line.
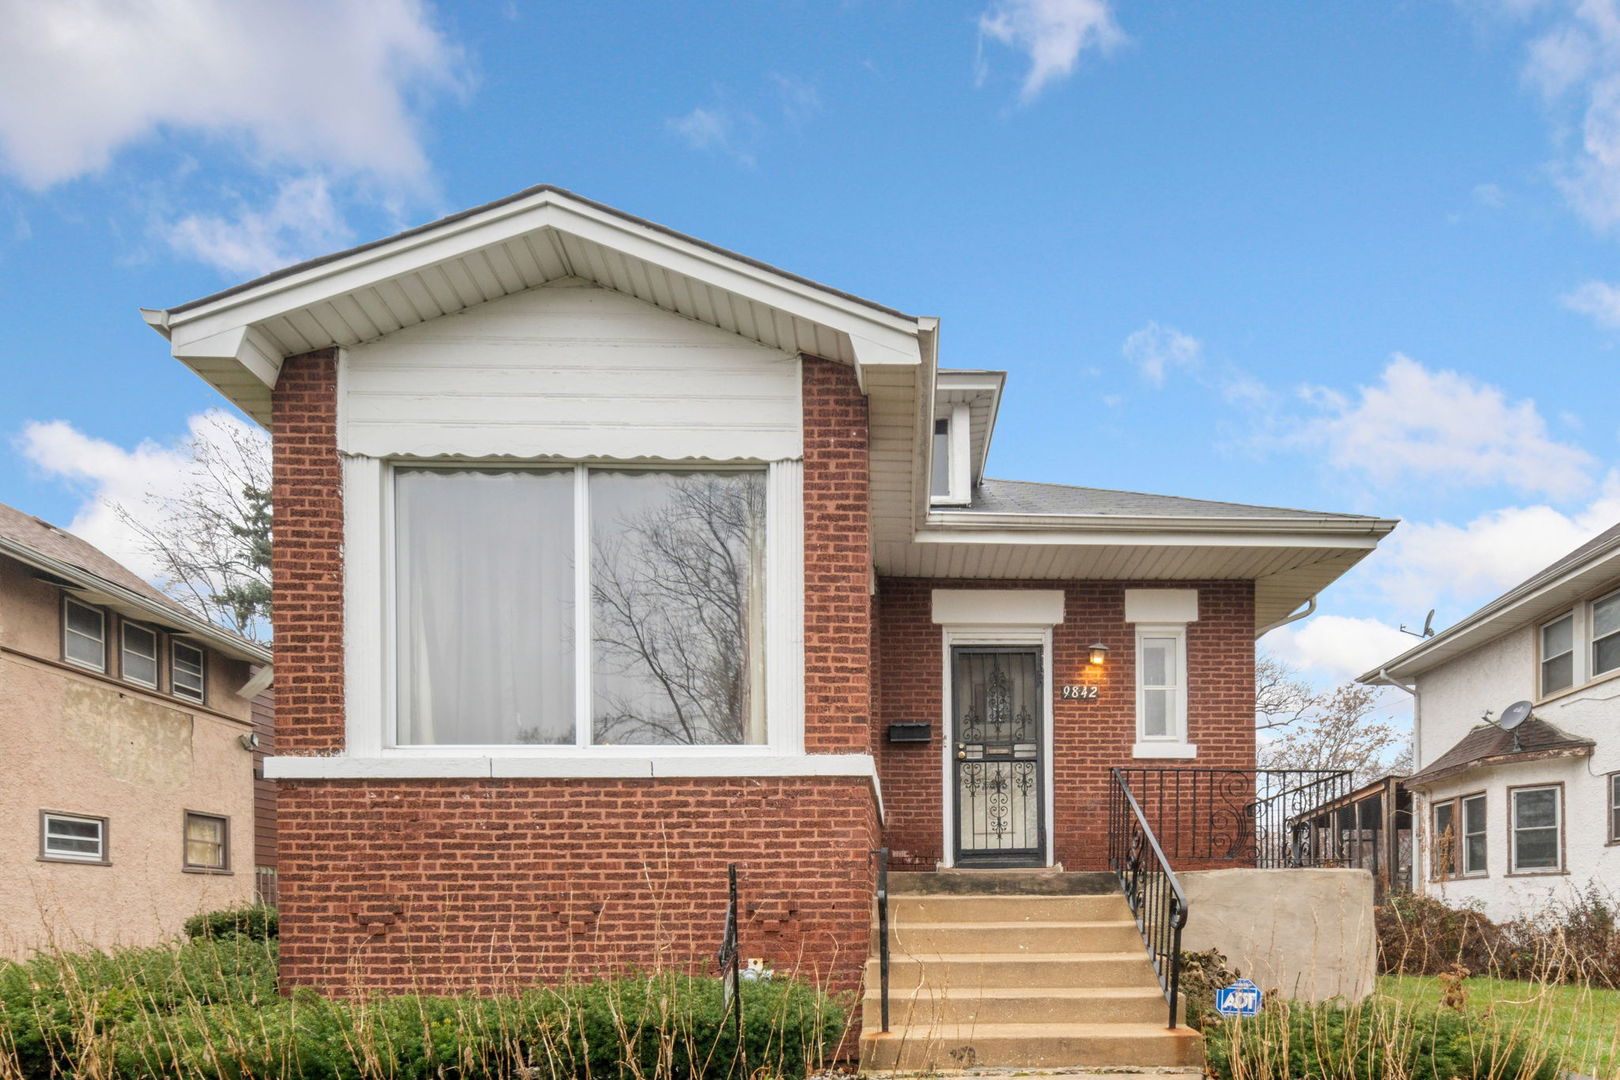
[1421, 610, 1436, 638]
[1499, 700, 1533, 732]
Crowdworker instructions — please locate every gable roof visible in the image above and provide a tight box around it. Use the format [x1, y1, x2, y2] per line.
[964, 478, 1385, 523]
[1361, 520, 1620, 683]
[0, 501, 270, 665]
[1404, 716, 1596, 788]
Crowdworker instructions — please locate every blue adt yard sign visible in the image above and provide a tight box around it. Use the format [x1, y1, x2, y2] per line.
[1215, 979, 1262, 1018]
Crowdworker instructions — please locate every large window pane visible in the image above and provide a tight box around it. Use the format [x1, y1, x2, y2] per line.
[64, 600, 105, 670]
[1542, 615, 1574, 693]
[1462, 795, 1486, 875]
[590, 470, 767, 745]
[1432, 802, 1456, 878]
[1512, 788, 1561, 871]
[396, 469, 575, 745]
[1142, 688, 1170, 737]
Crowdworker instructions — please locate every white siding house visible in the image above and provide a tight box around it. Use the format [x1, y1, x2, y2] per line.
[1363, 525, 1620, 922]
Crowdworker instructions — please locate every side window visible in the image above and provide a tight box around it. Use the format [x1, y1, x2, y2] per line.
[121, 622, 160, 689]
[172, 641, 206, 703]
[1431, 799, 1457, 880]
[1608, 773, 1619, 845]
[1461, 793, 1487, 876]
[930, 417, 950, 498]
[1593, 591, 1620, 679]
[183, 812, 229, 871]
[40, 812, 108, 863]
[1541, 614, 1574, 695]
[1135, 627, 1186, 744]
[1510, 785, 1562, 874]
[63, 597, 106, 672]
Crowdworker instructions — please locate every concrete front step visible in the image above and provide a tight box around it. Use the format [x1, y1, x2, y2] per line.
[881, 920, 1143, 955]
[889, 870, 1117, 896]
[889, 893, 1132, 923]
[866, 952, 1162, 991]
[858, 1022, 1203, 1071]
[862, 985, 1169, 1028]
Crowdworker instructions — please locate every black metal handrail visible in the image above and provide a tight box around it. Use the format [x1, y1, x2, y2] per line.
[715, 863, 745, 1072]
[869, 847, 890, 1033]
[1108, 768, 1188, 1030]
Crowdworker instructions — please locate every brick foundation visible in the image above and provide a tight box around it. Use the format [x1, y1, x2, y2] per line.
[874, 579, 1256, 871]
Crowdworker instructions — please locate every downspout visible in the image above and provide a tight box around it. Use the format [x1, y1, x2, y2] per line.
[1256, 596, 1316, 637]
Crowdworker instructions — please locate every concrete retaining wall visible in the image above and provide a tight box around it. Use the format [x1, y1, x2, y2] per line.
[1180, 868, 1375, 1003]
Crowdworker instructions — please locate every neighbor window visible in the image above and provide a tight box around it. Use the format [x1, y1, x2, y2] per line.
[1608, 773, 1619, 844]
[1461, 793, 1487, 876]
[394, 465, 767, 748]
[1593, 591, 1620, 679]
[40, 812, 106, 863]
[1510, 785, 1562, 874]
[931, 418, 950, 498]
[1135, 627, 1186, 743]
[62, 597, 106, 672]
[171, 641, 206, 703]
[1431, 800, 1457, 880]
[121, 622, 159, 689]
[183, 812, 228, 871]
[1541, 614, 1574, 695]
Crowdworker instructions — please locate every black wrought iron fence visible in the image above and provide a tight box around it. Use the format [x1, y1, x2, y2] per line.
[1116, 768, 1355, 869]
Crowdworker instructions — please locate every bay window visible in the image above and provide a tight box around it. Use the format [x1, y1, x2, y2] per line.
[394, 465, 767, 748]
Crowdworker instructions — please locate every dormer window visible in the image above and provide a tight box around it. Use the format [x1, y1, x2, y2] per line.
[930, 404, 971, 506]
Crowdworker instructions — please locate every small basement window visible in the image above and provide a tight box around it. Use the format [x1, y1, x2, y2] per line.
[183, 812, 229, 871]
[41, 812, 107, 863]
[172, 641, 206, 703]
[63, 597, 106, 672]
[121, 622, 159, 689]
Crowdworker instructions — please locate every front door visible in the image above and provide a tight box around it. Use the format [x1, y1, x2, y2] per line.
[951, 646, 1044, 867]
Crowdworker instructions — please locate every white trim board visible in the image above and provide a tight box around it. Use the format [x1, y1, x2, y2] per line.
[932, 589, 1064, 626]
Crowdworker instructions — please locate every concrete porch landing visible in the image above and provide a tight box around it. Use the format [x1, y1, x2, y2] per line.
[858, 872, 1201, 1074]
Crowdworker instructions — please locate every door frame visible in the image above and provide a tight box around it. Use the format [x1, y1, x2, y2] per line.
[939, 624, 1055, 868]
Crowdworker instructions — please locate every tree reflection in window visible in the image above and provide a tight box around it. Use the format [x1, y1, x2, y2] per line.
[590, 470, 767, 745]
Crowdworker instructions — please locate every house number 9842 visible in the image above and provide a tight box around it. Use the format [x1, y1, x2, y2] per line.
[1060, 685, 1099, 700]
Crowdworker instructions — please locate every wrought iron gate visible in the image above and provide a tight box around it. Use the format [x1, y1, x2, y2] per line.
[952, 646, 1044, 867]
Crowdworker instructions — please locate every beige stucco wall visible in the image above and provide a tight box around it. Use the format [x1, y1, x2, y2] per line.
[0, 558, 257, 957]
[1180, 868, 1375, 1004]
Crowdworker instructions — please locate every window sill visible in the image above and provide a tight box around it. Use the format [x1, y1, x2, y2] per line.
[1535, 665, 1620, 707]
[182, 867, 234, 876]
[1132, 741, 1197, 760]
[1506, 869, 1568, 878]
[264, 752, 880, 781]
[37, 856, 110, 867]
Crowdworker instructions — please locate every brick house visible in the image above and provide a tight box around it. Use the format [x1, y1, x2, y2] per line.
[142, 186, 1394, 1065]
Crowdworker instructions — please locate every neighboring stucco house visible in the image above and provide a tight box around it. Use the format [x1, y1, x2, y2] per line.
[140, 186, 1394, 1064]
[0, 502, 273, 956]
[1362, 524, 1620, 922]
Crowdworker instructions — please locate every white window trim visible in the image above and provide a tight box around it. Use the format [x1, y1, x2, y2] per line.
[928, 403, 971, 507]
[1539, 610, 1579, 697]
[121, 620, 160, 690]
[1133, 623, 1195, 759]
[171, 640, 207, 703]
[62, 596, 106, 673]
[1509, 784, 1563, 875]
[332, 454, 808, 771]
[936, 624, 1056, 869]
[41, 811, 107, 863]
[1592, 588, 1620, 680]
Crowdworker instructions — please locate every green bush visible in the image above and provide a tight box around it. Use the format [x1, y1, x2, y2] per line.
[183, 905, 279, 943]
[0, 937, 844, 1080]
[1202, 996, 1561, 1080]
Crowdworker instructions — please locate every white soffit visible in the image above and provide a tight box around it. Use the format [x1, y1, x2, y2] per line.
[932, 588, 1065, 626]
[142, 186, 925, 425]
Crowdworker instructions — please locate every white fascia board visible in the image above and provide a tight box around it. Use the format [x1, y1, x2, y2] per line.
[169, 325, 283, 389]
[160, 192, 922, 372]
[913, 525, 1390, 548]
[1361, 542, 1620, 684]
[926, 511, 1398, 537]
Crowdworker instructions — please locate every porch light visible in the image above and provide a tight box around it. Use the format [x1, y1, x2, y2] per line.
[1088, 641, 1109, 665]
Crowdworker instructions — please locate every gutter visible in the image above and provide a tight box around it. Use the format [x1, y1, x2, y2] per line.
[1256, 597, 1316, 637]
[921, 511, 1400, 537]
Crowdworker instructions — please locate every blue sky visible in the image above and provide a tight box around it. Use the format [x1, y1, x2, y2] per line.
[2, 0, 1618, 701]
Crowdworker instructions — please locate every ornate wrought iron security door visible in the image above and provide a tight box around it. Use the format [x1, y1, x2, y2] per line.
[952, 647, 1044, 867]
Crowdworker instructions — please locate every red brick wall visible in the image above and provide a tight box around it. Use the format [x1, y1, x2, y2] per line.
[277, 777, 878, 994]
[874, 579, 1256, 870]
[800, 357, 872, 755]
[271, 349, 345, 754]
[269, 352, 881, 996]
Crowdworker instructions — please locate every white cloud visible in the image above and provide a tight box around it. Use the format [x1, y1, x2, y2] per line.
[1263, 615, 1416, 684]
[14, 411, 268, 583]
[161, 174, 353, 276]
[1122, 321, 1202, 387]
[0, 0, 462, 192]
[1295, 354, 1594, 499]
[772, 73, 822, 127]
[977, 0, 1125, 103]
[1473, 181, 1508, 207]
[1369, 474, 1620, 614]
[666, 106, 757, 167]
[1561, 277, 1620, 328]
